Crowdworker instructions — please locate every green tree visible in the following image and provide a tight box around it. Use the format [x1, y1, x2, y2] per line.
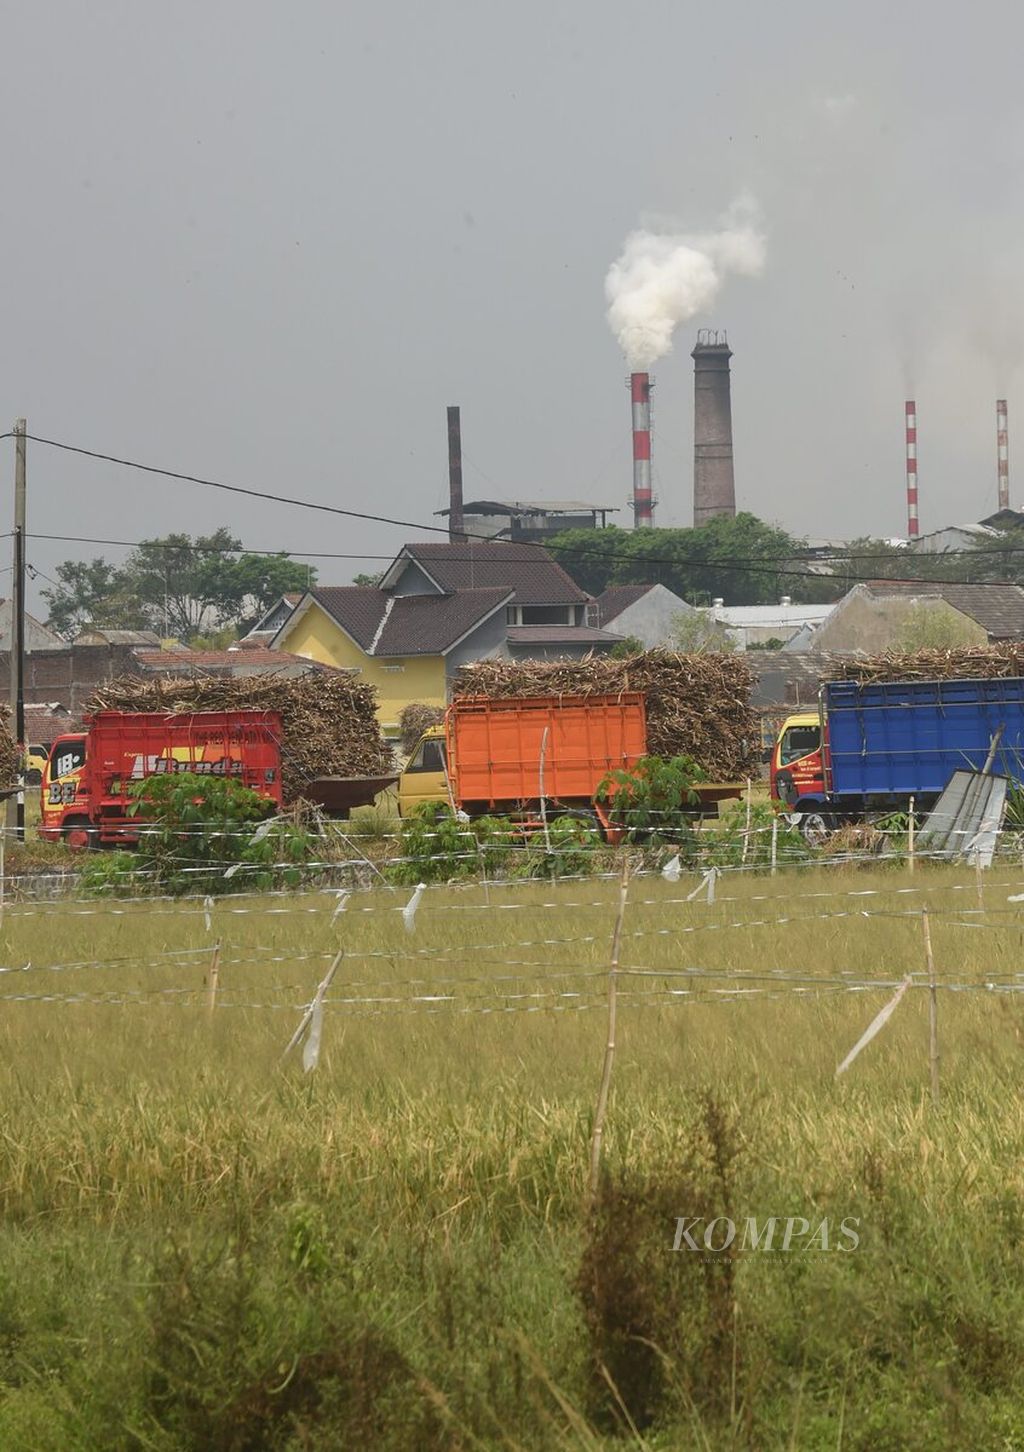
[41, 558, 150, 638]
[893, 601, 981, 651]
[547, 515, 817, 606]
[671, 611, 736, 652]
[43, 531, 315, 639]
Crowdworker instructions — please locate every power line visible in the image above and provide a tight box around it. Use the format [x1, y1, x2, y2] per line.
[19, 431, 1024, 588]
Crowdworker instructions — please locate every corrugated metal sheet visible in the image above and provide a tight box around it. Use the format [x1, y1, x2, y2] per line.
[917, 770, 1009, 867]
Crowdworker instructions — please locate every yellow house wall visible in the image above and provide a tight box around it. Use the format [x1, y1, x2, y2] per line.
[277, 606, 446, 733]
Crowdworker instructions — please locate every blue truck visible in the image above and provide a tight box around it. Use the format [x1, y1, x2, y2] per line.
[768, 675, 1024, 839]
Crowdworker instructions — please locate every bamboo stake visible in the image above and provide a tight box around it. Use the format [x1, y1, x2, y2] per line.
[587, 861, 630, 1204]
[206, 939, 221, 1016]
[922, 909, 940, 1108]
[770, 816, 778, 877]
[741, 777, 752, 864]
[282, 950, 344, 1061]
[0, 831, 6, 929]
[539, 724, 552, 857]
[907, 795, 915, 874]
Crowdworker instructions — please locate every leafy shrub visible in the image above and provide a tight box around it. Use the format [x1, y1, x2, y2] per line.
[127, 773, 318, 896]
[597, 755, 707, 847]
[702, 802, 811, 869]
[512, 813, 603, 879]
[390, 802, 513, 884]
[78, 849, 141, 898]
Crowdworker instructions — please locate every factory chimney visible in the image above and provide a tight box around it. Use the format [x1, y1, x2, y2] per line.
[997, 399, 1010, 512]
[692, 330, 736, 524]
[446, 405, 467, 544]
[905, 400, 919, 539]
[629, 373, 654, 527]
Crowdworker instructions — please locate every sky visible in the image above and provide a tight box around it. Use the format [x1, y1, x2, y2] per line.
[3, 0, 1024, 613]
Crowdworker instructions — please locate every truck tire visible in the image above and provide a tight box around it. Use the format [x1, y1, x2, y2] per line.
[798, 812, 834, 848]
[62, 817, 98, 851]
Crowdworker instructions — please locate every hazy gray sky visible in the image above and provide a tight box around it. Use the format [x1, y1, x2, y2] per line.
[4, 1, 1024, 610]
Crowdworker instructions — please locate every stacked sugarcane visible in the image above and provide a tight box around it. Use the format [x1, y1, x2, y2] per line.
[0, 707, 18, 789]
[829, 644, 1024, 685]
[87, 671, 391, 803]
[453, 652, 760, 779]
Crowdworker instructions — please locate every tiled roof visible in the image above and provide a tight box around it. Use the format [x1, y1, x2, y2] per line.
[506, 625, 623, 644]
[312, 586, 513, 656]
[397, 541, 588, 605]
[862, 582, 1024, 639]
[134, 648, 328, 671]
[595, 584, 655, 623]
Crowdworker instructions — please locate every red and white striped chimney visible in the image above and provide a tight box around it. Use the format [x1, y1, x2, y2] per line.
[997, 398, 1010, 511]
[905, 400, 919, 538]
[630, 372, 654, 528]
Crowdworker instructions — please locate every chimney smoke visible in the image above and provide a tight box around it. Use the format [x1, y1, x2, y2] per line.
[446, 405, 466, 544]
[692, 330, 736, 524]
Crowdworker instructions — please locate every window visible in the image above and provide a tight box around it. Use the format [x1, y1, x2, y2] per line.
[779, 725, 820, 766]
[51, 740, 86, 777]
[381, 664, 406, 673]
[405, 739, 447, 773]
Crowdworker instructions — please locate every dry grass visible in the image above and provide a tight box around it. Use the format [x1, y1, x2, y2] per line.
[2, 861, 1024, 1447]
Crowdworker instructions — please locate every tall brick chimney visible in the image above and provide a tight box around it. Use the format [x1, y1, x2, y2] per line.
[692, 330, 736, 524]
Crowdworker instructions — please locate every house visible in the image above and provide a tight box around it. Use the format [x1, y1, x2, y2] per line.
[433, 499, 618, 542]
[0, 600, 66, 653]
[241, 594, 303, 643]
[591, 583, 697, 649]
[801, 581, 1024, 653]
[74, 627, 162, 647]
[906, 523, 1003, 555]
[707, 598, 837, 650]
[131, 646, 339, 682]
[272, 541, 622, 732]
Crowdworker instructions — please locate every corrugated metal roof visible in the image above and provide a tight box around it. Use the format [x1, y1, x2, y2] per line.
[710, 604, 835, 628]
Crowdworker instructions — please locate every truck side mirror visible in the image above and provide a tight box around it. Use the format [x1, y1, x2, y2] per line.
[761, 746, 774, 765]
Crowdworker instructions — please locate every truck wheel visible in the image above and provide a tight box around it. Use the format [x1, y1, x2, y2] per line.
[62, 818, 98, 851]
[798, 812, 833, 848]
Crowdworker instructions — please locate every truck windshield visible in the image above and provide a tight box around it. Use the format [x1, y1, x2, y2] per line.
[51, 740, 86, 777]
[779, 725, 820, 766]
[407, 739, 446, 773]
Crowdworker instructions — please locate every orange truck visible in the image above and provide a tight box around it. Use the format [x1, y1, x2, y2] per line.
[397, 692, 741, 834]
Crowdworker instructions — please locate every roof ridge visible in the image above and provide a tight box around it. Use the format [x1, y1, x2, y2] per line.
[367, 595, 396, 655]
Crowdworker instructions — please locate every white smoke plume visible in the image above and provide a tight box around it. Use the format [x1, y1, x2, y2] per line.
[605, 202, 766, 369]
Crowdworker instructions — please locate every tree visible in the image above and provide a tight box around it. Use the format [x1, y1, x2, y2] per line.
[42, 530, 315, 640]
[351, 571, 380, 586]
[547, 514, 818, 606]
[42, 558, 150, 638]
[893, 601, 981, 651]
[671, 611, 735, 653]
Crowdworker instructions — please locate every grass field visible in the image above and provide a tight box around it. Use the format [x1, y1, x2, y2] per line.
[3, 860, 1024, 1448]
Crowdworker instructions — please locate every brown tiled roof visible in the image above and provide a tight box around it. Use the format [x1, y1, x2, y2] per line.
[506, 625, 623, 644]
[399, 541, 588, 605]
[133, 648, 329, 671]
[310, 588, 388, 650]
[313, 586, 513, 656]
[595, 584, 655, 624]
[863, 581, 1024, 639]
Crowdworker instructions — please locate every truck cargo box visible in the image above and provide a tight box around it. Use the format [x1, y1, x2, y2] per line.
[824, 676, 1024, 800]
[449, 693, 647, 809]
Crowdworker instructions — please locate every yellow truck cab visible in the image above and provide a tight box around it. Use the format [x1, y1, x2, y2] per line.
[767, 711, 825, 807]
[397, 726, 449, 817]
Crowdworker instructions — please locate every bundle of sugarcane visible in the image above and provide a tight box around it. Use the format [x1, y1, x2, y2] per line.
[828, 644, 1024, 685]
[0, 707, 18, 789]
[453, 652, 760, 779]
[86, 671, 391, 802]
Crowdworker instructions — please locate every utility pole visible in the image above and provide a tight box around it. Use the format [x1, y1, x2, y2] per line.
[9, 420, 26, 842]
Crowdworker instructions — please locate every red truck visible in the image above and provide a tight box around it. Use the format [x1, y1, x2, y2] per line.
[40, 710, 284, 849]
